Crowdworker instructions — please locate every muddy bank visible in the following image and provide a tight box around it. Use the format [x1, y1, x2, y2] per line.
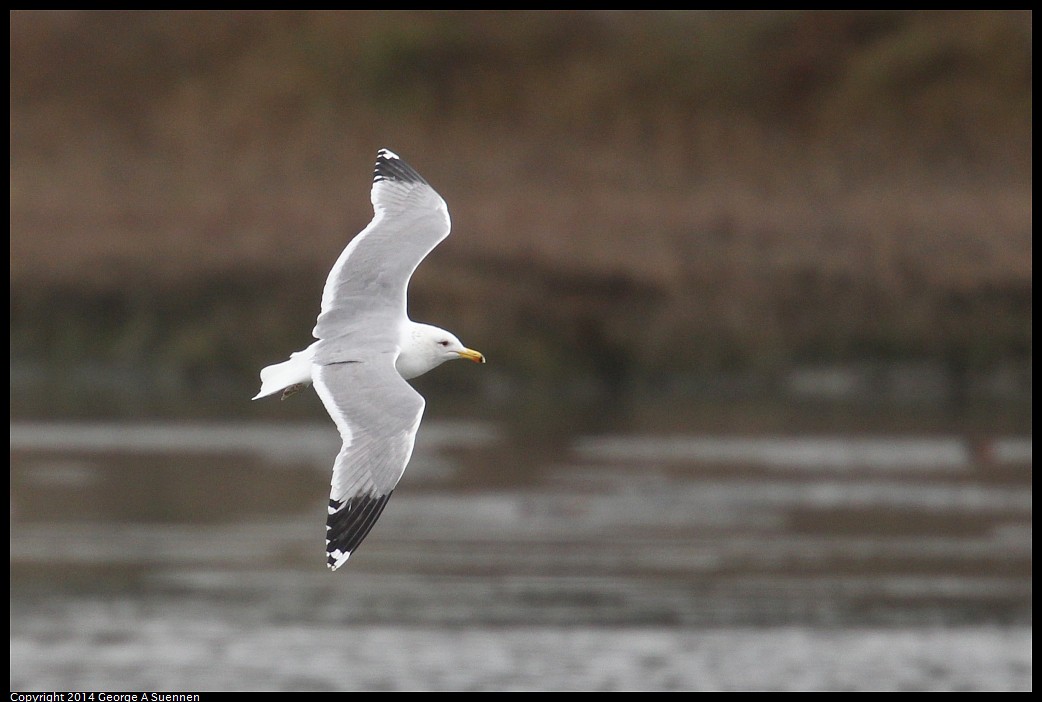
[10, 12, 1032, 414]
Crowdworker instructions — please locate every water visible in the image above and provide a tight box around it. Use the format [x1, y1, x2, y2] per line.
[9, 413, 1032, 691]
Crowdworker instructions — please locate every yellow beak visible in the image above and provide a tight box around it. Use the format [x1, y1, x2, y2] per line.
[457, 348, 486, 364]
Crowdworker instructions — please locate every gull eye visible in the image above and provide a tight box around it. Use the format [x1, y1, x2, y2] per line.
[438, 340, 450, 347]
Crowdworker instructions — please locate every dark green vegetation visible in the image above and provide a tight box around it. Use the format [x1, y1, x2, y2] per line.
[10, 11, 1032, 415]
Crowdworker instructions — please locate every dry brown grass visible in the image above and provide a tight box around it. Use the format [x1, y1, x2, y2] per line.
[9, 11, 1032, 389]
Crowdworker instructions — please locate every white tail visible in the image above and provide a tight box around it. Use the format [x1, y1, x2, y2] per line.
[252, 343, 316, 400]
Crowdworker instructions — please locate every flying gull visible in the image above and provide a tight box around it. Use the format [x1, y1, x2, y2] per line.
[253, 149, 485, 570]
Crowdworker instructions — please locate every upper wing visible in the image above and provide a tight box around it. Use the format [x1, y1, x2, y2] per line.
[312, 354, 426, 570]
[312, 149, 451, 356]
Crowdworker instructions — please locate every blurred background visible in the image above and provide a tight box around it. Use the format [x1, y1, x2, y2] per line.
[9, 10, 1031, 691]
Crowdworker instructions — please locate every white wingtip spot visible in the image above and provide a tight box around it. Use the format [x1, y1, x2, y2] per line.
[326, 545, 350, 571]
[378, 148, 400, 160]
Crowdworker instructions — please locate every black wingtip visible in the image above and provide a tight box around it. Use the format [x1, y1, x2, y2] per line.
[373, 149, 429, 186]
[325, 491, 393, 568]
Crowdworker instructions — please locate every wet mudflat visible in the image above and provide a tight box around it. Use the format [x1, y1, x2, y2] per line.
[9, 412, 1032, 691]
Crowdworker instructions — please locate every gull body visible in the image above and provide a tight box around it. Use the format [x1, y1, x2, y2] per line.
[253, 322, 481, 400]
[254, 149, 484, 569]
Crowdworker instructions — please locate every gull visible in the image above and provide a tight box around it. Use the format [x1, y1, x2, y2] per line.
[253, 149, 485, 570]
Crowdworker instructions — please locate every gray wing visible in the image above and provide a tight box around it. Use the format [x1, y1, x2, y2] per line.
[313, 355, 425, 570]
[312, 149, 450, 360]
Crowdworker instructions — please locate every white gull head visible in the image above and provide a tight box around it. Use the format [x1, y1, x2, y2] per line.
[396, 321, 486, 380]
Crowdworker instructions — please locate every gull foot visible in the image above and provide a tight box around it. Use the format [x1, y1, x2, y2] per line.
[281, 383, 306, 400]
